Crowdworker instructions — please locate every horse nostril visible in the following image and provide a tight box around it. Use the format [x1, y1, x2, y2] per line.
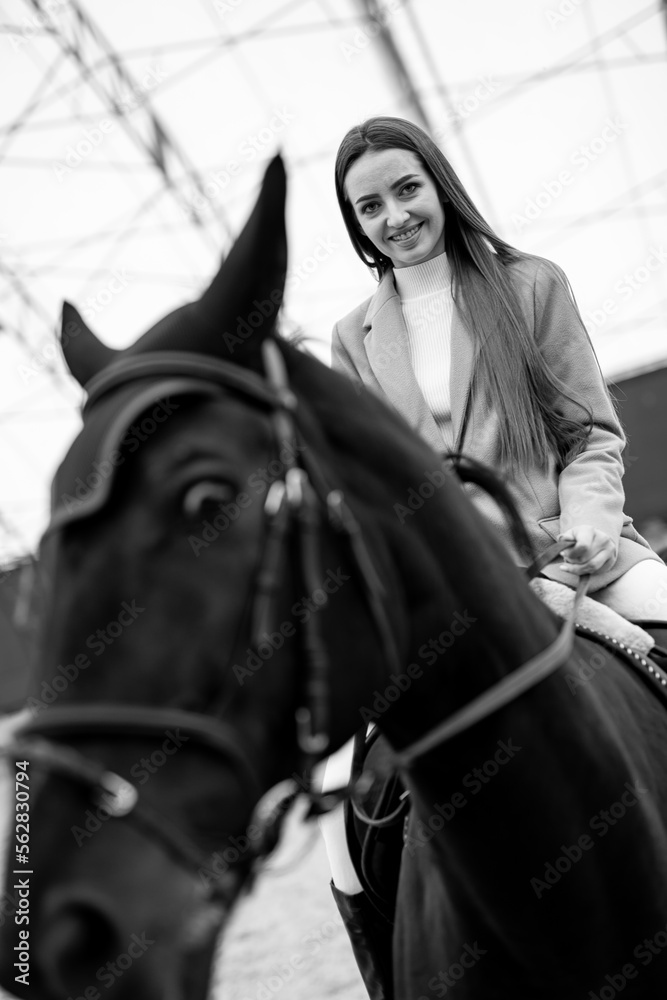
[39, 899, 121, 998]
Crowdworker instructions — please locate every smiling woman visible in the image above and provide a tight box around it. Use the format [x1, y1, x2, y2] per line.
[331, 116, 665, 595]
[326, 114, 667, 999]
[343, 149, 446, 269]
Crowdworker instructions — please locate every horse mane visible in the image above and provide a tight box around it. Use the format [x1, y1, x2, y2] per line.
[442, 453, 534, 563]
[279, 339, 535, 569]
[276, 336, 559, 707]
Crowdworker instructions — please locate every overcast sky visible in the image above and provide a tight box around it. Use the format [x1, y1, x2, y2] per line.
[1, 0, 666, 561]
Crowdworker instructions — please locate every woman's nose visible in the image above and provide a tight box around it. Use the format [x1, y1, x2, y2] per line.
[385, 201, 410, 229]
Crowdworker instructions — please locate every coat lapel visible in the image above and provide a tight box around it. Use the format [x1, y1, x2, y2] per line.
[362, 273, 442, 451]
[362, 271, 477, 453]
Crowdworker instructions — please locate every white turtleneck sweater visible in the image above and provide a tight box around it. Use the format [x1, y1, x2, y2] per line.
[392, 252, 455, 448]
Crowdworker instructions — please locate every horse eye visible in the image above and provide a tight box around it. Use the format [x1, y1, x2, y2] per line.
[182, 480, 237, 519]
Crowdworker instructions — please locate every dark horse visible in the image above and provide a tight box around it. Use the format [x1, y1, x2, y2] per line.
[2, 157, 667, 1000]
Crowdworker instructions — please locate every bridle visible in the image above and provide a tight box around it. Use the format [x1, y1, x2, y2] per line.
[1, 340, 403, 903]
[1, 339, 589, 899]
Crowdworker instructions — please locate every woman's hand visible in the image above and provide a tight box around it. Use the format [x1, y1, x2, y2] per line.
[557, 526, 617, 575]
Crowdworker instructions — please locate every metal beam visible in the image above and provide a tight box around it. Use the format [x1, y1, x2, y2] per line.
[26, 0, 233, 249]
[352, 0, 434, 132]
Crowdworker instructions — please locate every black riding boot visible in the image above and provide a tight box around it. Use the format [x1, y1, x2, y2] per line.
[329, 729, 405, 999]
[330, 882, 394, 1000]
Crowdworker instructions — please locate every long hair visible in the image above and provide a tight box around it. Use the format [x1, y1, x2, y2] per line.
[334, 116, 594, 472]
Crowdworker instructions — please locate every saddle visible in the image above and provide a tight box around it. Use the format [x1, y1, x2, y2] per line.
[529, 577, 660, 656]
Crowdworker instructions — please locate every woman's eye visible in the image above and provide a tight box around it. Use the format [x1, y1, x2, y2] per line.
[401, 183, 417, 196]
[182, 480, 237, 519]
[360, 202, 378, 215]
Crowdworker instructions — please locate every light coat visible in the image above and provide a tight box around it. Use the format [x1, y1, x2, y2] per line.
[331, 256, 657, 591]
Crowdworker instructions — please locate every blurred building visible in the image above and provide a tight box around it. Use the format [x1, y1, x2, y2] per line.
[613, 360, 667, 558]
[0, 559, 35, 712]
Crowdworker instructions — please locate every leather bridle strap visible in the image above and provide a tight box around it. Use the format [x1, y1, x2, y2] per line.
[2, 734, 241, 902]
[83, 352, 281, 413]
[17, 703, 263, 802]
[20, 703, 257, 775]
[394, 543, 590, 770]
[6, 704, 264, 900]
[3, 342, 405, 892]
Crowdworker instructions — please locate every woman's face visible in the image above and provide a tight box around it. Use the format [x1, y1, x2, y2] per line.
[344, 148, 446, 269]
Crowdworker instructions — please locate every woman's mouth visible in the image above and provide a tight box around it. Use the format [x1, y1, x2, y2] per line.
[389, 223, 422, 245]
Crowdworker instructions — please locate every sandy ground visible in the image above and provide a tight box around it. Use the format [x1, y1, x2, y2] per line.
[214, 816, 367, 1000]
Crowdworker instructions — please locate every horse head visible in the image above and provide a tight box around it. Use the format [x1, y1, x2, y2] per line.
[8, 150, 648, 1000]
[0, 157, 395, 1000]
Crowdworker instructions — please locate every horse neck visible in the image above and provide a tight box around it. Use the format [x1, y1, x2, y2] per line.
[374, 493, 561, 756]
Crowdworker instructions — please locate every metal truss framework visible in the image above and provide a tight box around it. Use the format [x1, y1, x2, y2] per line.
[0, 0, 665, 562]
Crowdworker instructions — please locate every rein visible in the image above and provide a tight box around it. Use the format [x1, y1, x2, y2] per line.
[393, 541, 589, 770]
[1, 341, 594, 895]
[349, 539, 589, 828]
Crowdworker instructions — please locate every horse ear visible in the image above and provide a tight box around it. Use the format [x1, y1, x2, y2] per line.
[61, 301, 119, 386]
[196, 154, 287, 362]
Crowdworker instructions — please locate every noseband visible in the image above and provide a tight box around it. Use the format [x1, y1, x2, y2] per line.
[1, 340, 600, 903]
[2, 340, 403, 903]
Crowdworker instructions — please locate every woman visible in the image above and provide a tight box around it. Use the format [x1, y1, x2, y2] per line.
[331, 115, 666, 608]
[323, 115, 667, 999]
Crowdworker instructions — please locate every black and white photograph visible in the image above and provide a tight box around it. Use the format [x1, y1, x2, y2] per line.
[0, 2, 666, 998]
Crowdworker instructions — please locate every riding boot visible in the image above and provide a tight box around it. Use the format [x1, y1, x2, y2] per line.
[330, 881, 394, 1000]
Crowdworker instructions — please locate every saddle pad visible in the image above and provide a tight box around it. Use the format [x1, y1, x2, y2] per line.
[530, 577, 655, 656]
